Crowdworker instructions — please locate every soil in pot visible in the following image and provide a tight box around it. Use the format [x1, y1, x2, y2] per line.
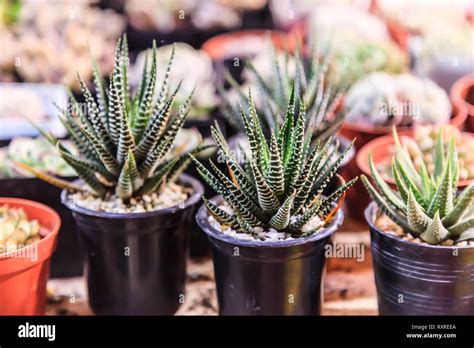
[365, 203, 474, 315]
[0, 198, 60, 315]
[62, 174, 204, 315]
[196, 197, 344, 315]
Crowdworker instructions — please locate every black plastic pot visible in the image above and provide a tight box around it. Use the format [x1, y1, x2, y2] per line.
[62, 174, 203, 315]
[196, 197, 343, 315]
[365, 203, 474, 315]
[0, 177, 82, 278]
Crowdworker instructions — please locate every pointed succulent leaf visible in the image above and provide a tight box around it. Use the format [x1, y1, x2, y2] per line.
[361, 175, 412, 233]
[427, 157, 454, 217]
[203, 197, 238, 228]
[420, 211, 450, 244]
[269, 192, 295, 230]
[407, 189, 432, 235]
[266, 132, 285, 198]
[442, 184, 474, 227]
[448, 218, 474, 236]
[250, 159, 281, 214]
[368, 153, 405, 211]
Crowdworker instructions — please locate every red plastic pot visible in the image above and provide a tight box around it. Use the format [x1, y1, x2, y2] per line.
[450, 73, 474, 132]
[202, 29, 293, 60]
[202, 29, 299, 86]
[0, 197, 60, 315]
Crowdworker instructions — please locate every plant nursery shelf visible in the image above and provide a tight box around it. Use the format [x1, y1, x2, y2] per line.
[45, 216, 378, 316]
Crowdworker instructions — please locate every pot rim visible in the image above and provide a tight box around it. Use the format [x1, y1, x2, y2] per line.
[342, 109, 467, 135]
[450, 73, 474, 114]
[196, 195, 343, 248]
[356, 130, 474, 188]
[0, 197, 60, 259]
[365, 202, 474, 251]
[61, 174, 203, 219]
[202, 29, 290, 60]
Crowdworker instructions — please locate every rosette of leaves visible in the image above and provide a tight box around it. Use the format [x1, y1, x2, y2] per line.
[19, 36, 210, 202]
[362, 129, 474, 245]
[220, 42, 348, 142]
[191, 90, 357, 237]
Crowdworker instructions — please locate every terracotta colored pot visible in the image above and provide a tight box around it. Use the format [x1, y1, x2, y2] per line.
[0, 197, 60, 315]
[202, 30, 298, 86]
[202, 29, 291, 60]
[450, 73, 474, 132]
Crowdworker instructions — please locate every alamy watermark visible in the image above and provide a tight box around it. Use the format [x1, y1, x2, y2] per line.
[0, 242, 38, 262]
[324, 242, 365, 262]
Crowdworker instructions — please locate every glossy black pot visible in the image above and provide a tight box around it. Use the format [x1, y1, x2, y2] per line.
[0, 177, 82, 278]
[62, 174, 203, 315]
[196, 197, 343, 315]
[366, 203, 474, 315]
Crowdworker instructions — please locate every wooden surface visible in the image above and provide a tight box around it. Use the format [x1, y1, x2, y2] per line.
[46, 215, 378, 316]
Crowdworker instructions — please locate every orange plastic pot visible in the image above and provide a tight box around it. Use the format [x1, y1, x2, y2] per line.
[202, 29, 295, 60]
[450, 73, 474, 132]
[0, 197, 60, 315]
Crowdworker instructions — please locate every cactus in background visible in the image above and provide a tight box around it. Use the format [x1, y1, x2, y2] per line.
[362, 129, 474, 245]
[18, 36, 210, 202]
[220, 41, 347, 142]
[192, 88, 357, 237]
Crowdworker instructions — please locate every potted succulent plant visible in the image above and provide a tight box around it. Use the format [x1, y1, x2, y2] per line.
[354, 126, 474, 222]
[0, 198, 60, 315]
[342, 72, 466, 221]
[340, 72, 465, 150]
[202, 29, 293, 86]
[193, 92, 357, 315]
[362, 136, 474, 315]
[0, 137, 82, 278]
[20, 37, 208, 315]
[220, 41, 354, 195]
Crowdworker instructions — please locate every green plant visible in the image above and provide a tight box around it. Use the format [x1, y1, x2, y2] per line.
[19, 36, 209, 202]
[362, 129, 474, 245]
[0, 205, 40, 251]
[220, 42, 347, 142]
[191, 89, 357, 237]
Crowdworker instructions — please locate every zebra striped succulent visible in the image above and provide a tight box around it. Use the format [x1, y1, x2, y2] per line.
[220, 42, 347, 142]
[20, 36, 208, 202]
[191, 89, 357, 237]
[362, 129, 474, 245]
